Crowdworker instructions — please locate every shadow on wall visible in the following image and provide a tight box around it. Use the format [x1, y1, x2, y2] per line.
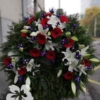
[0, 89, 9, 100]
[0, 70, 9, 100]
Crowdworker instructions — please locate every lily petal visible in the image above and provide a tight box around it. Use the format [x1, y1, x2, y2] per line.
[9, 85, 20, 93]
[6, 93, 15, 100]
[38, 24, 48, 34]
[14, 74, 18, 83]
[26, 77, 31, 86]
[22, 92, 34, 100]
[21, 85, 30, 93]
[81, 46, 89, 56]
[16, 96, 20, 100]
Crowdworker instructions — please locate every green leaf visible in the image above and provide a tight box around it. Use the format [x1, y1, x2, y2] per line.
[71, 36, 78, 41]
[80, 81, 86, 93]
[71, 81, 76, 96]
[21, 29, 28, 33]
[89, 58, 100, 62]
[57, 69, 62, 77]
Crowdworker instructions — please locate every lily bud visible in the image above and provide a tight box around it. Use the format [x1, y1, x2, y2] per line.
[65, 31, 71, 37]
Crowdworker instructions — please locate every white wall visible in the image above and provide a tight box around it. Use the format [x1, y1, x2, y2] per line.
[0, 0, 22, 94]
[0, 0, 22, 43]
[23, 0, 45, 17]
[37, 0, 45, 10]
[0, 0, 22, 22]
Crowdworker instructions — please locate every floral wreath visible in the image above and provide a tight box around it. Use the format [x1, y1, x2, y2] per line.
[1, 9, 99, 100]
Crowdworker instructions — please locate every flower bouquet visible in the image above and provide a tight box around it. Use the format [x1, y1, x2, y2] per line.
[0, 9, 99, 100]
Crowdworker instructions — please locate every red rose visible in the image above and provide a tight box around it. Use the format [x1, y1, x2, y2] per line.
[46, 51, 56, 60]
[4, 57, 12, 66]
[37, 33, 46, 44]
[60, 15, 69, 23]
[30, 48, 41, 57]
[21, 33, 28, 38]
[40, 18, 49, 27]
[51, 28, 62, 38]
[64, 38, 74, 48]
[27, 17, 35, 25]
[81, 59, 91, 67]
[45, 13, 52, 17]
[63, 72, 74, 80]
[18, 67, 27, 75]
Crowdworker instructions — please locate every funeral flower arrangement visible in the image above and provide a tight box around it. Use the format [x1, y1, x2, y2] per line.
[0, 9, 99, 100]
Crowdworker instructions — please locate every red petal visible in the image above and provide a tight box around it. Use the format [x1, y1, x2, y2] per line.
[64, 38, 74, 48]
[30, 48, 41, 57]
[27, 17, 35, 25]
[37, 33, 46, 44]
[18, 67, 27, 75]
[4, 57, 11, 66]
[51, 28, 62, 38]
[21, 33, 28, 38]
[46, 51, 56, 60]
[81, 59, 91, 67]
[60, 16, 69, 23]
[45, 13, 52, 17]
[40, 18, 49, 27]
[63, 72, 74, 80]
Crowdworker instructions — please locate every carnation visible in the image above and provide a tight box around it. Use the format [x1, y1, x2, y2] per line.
[21, 33, 28, 38]
[4, 57, 12, 66]
[60, 15, 69, 23]
[63, 72, 74, 80]
[40, 18, 49, 27]
[18, 67, 27, 75]
[81, 59, 91, 67]
[27, 17, 35, 25]
[30, 48, 41, 57]
[37, 33, 46, 44]
[64, 38, 74, 48]
[51, 27, 62, 38]
[46, 51, 56, 60]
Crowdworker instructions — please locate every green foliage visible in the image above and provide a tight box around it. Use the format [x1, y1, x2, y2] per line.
[0, 11, 99, 100]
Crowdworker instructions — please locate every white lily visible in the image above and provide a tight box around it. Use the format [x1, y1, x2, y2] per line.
[78, 64, 87, 76]
[35, 19, 40, 26]
[45, 41, 58, 51]
[38, 24, 50, 39]
[47, 15, 61, 29]
[62, 49, 75, 62]
[80, 46, 89, 56]
[58, 22, 66, 29]
[27, 59, 40, 72]
[6, 84, 33, 100]
[68, 58, 79, 72]
[62, 49, 79, 72]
